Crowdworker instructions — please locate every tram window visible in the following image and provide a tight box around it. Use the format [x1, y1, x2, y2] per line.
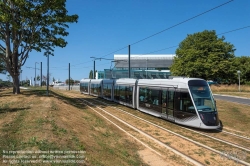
[189, 85, 216, 112]
[84, 83, 88, 92]
[103, 84, 112, 99]
[139, 87, 161, 113]
[162, 90, 167, 107]
[177, 91, 195, 114]
[80, 83, 88, 92]
[119, 86, 125, 101]
[108, 84, 111, 98]
[139, 87, 147, 102]
[91, 84, 100, 95]
[114, 86, 119, 100]
[115, 85, 133, 103]
[162, 90, 167, 114]
[151, 89, 160, 106]
[128, 86, 133, 104]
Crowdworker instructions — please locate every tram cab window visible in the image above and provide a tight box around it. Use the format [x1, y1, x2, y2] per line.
[189, 85, 216, 112]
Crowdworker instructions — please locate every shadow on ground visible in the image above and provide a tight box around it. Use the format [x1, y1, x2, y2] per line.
[50, 90, 111, 110]
[0, 107, 31, 114]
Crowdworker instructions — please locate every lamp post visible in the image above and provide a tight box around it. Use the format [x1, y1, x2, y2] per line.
[237, 70, 241, 92]
[146, 58, 148, 79]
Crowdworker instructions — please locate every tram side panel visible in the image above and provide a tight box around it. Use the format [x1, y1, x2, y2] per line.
[136, 79, 217, 129]
[113, 79, 137, 109]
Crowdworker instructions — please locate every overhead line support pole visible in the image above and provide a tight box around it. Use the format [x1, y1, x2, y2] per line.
[46, 54, 49, 96]
[69, 63, 70, 91]
[40, 62, 42, 86]
[93, 60, 95, 79]
[128, 45, 130, 78]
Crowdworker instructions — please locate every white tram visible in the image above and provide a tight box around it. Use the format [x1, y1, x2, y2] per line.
[80, 77, 221, 129]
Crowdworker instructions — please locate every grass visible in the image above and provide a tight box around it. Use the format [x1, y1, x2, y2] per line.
[209, 84, 250, 134]
[0, 89, 147, 166]
[210, 84, 250, 98]
[216, 100, 250, 133]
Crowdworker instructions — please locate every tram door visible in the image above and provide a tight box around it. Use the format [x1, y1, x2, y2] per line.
[161, 90, 167, 114]
[167, 89, 175, 121]
[162, 89, 175, 121]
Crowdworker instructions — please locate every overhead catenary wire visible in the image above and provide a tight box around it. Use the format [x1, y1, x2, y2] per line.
[51, 0, 248, 71]
[83, 24, 250, 69]
[69, 0, 234, 68]
[217, 25, 250, 36]
[128, 25, 250, 59]
[130, 0, 234, 46]
[50, 24, 250, 70]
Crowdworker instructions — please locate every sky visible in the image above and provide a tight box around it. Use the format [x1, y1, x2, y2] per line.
[1, 0, 250, 83]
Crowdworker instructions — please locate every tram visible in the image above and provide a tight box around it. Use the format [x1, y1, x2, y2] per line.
[80, 77, 221, 129]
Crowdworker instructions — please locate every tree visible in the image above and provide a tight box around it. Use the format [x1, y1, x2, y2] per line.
[89, 70, 93, 79]
[65, 78, 74, 85]
[170, 30, 235, 81]
[0, 57, 5, 74]
[232, 56, 250, 84]
[36, 75, 40, 81]
[42, 75, 47, 86]
[0, 45, 6, 74]
[0, 0, 78, 94]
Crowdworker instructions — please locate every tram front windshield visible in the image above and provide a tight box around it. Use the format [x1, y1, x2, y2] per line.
[189, 83, 216, 113]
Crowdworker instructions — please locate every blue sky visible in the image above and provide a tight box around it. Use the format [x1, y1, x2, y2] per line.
[1, 0, 250, 82]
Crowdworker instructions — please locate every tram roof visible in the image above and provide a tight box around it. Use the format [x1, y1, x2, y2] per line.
[115, 78, 137, 85]
[137, 78, 205, 89]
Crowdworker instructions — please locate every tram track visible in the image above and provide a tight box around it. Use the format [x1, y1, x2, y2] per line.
[87, 97, 250, 164]
[217, 128, 250, 141]
[96, 98, 250, 152]
[83, 98, 203, 166]
[52, 91, 202, 165]
[87, 96, 250, 152]
[53, 90, 250, 166]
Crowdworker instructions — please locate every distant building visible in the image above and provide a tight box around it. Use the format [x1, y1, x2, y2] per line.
[97, 54, 175, 79]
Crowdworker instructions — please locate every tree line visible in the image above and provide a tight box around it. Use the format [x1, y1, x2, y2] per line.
[170, 30, 250, 85]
